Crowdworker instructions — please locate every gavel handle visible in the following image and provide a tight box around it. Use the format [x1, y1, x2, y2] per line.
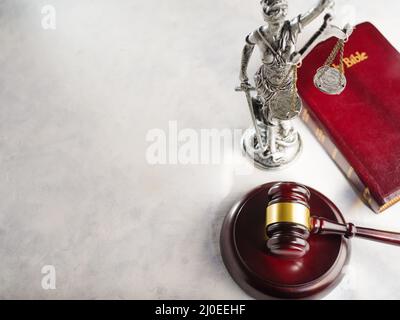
[311, 217, 400, 246]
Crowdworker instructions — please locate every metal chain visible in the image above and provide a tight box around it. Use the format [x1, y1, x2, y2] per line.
[321, 39, 345, 74]
[274, 64, 299, 114]
[276, 65, 296, 92]
[317, 38, 345, 86]
[339, 39, 345, 76]
[322, 39, 342, 69]
[291, 65, 298, 113]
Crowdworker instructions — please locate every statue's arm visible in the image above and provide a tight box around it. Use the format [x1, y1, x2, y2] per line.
[240, 33, 257, 83]
[296, 0, 333, 29]
[240, 44, 255, 83]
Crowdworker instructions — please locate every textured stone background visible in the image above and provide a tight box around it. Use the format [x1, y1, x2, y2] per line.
[0, 0, 399, 299]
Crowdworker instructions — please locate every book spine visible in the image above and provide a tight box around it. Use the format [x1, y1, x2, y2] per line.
[300, 105, 382, 213]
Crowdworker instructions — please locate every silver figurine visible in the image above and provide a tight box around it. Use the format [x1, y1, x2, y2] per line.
[237, 0, 351, 170]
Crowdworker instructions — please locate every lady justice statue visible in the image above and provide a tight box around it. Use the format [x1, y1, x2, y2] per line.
[237, 0, 336, 169]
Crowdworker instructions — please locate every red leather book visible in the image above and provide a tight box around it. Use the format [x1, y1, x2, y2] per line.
[297, 22, 400, 213]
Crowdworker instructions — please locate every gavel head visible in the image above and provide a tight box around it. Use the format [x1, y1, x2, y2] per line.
[266, 182, 312, 259]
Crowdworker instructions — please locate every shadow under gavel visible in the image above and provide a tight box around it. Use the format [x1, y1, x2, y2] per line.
[266, 182, 400, 259]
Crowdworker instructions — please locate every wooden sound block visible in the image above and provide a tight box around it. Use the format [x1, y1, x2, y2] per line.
[220, 183, 350, 300]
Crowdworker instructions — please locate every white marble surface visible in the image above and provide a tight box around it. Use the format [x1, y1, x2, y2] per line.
[1, 0, 400, 300]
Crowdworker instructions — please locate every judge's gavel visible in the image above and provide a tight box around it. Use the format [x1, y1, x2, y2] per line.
[266, 182, 400, 259]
